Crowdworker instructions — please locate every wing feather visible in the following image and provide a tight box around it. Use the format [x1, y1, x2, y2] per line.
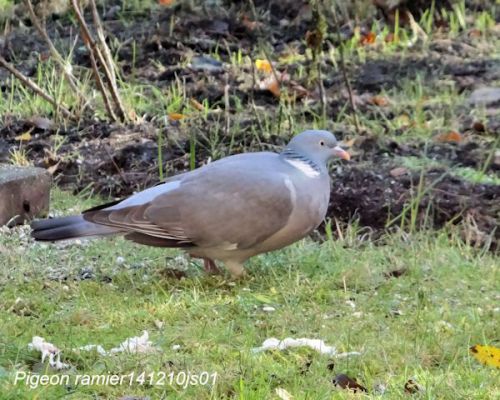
[83, 153, 294, 249]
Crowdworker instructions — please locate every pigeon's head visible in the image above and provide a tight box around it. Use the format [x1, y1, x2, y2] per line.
[285, 130, 350, 165]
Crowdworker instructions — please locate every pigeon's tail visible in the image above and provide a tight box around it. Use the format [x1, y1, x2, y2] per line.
[31, 215, 120, 241]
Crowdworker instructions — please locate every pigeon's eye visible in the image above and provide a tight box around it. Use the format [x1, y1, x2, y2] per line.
[319, 140, 325, 146]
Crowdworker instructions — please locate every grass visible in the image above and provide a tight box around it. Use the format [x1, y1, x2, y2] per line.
[0, 1, 496, 130]
[0, 1, 499, 398]
[398, 156, 500, 186]
[0, 188, 499, 399]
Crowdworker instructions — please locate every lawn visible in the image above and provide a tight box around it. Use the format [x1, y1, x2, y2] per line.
[0, 189, 499, 399]
[0, 0, 499, 398]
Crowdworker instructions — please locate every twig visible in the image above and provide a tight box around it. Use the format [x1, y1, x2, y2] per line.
[249, 58, 265, 138]
[89, 0, 116, 83]
[248, 0, 282, 94]
[331, 6, 361, 135]
[310, 0, 327, 125]
[71, 0, 127, 122]
[0, 55, 74, 119]
[104, 145, 128, 184]
[316, 60, 326, 122]
[87, 43, 118, 121]
[23, 0, 82, 97]
[223, 75, 230, 137]
[70, 0, 116, 121]
[406, 10, 428, 47]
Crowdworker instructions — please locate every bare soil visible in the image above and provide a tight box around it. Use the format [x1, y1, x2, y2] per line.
[0, 0, 498, 249]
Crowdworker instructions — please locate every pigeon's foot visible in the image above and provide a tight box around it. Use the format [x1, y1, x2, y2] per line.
[203, 258, 222, 275]
[225, 261, 247, 280]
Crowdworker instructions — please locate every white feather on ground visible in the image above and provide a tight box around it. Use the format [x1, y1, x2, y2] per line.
[253, 337, 361, 357]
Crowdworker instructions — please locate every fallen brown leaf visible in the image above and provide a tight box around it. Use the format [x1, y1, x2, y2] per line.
[435, 131, 462, 143]
[305, 29, 323, 49]
[360, 31, 376, 45]
[389, 167, 409, 178]
[370, 95, 390, 107]
[241, 15, 261, 31]
[333, 374, 367, 393]
[468, 28, 482, 38]
[288, 81, 309, 99]
[384, 267, 408, 279]
[472, 121, 485, 132]
[189, 98, 205, 111]
[259, 74, 281, 98]
[404, 379, 423, 394]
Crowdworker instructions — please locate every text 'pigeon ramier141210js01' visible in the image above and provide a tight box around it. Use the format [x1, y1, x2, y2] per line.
[31, 130, 350, 278]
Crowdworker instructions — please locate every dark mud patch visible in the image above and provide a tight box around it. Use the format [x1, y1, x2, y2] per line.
[355, 54, 500, 93]
[328, 163, 499, 249]
[1, 117, 498, 249]
[353, 134, 499, 172]
[1, 1, 498, 249]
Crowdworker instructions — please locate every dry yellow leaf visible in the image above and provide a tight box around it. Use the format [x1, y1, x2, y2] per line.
[255, 59, 273, 73]
[189, 98, 205, 111]
[127, 108, 138, 122]
[46, 161, 61, 176]
[370, 95, 390, 107]
[168, 113, 187, 121]
[15, 131, 33, 141]
[470, 344, 500, 368]
[342, 138, 356, 148]
[394, 114, 411, 127]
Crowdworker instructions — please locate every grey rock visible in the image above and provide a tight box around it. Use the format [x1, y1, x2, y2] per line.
[0, 164, 51, 226]
[468, 87, 500, 106]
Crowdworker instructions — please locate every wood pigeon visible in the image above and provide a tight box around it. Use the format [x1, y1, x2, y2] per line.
[31, 130, 350, 278]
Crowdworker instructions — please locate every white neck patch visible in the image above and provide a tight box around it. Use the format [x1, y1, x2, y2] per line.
[284, 158, 320, 178]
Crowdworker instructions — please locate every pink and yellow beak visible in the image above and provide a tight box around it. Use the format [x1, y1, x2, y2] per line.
[333, 146, 351, 161]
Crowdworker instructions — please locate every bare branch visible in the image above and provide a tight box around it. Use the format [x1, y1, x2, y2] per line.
[0, 56, 74, 119]
[71, 0, 127, 122]
[316, 61, 326, 121]
[223, 79, 230, 137]
[87, 44, 118, 122]
[89, 0, 116, 82]
[23, 0, 83, 97]
[331, 6, 361, 135]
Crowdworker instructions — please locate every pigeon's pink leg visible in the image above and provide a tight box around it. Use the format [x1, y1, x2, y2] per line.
[202, 258, 222, 274]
